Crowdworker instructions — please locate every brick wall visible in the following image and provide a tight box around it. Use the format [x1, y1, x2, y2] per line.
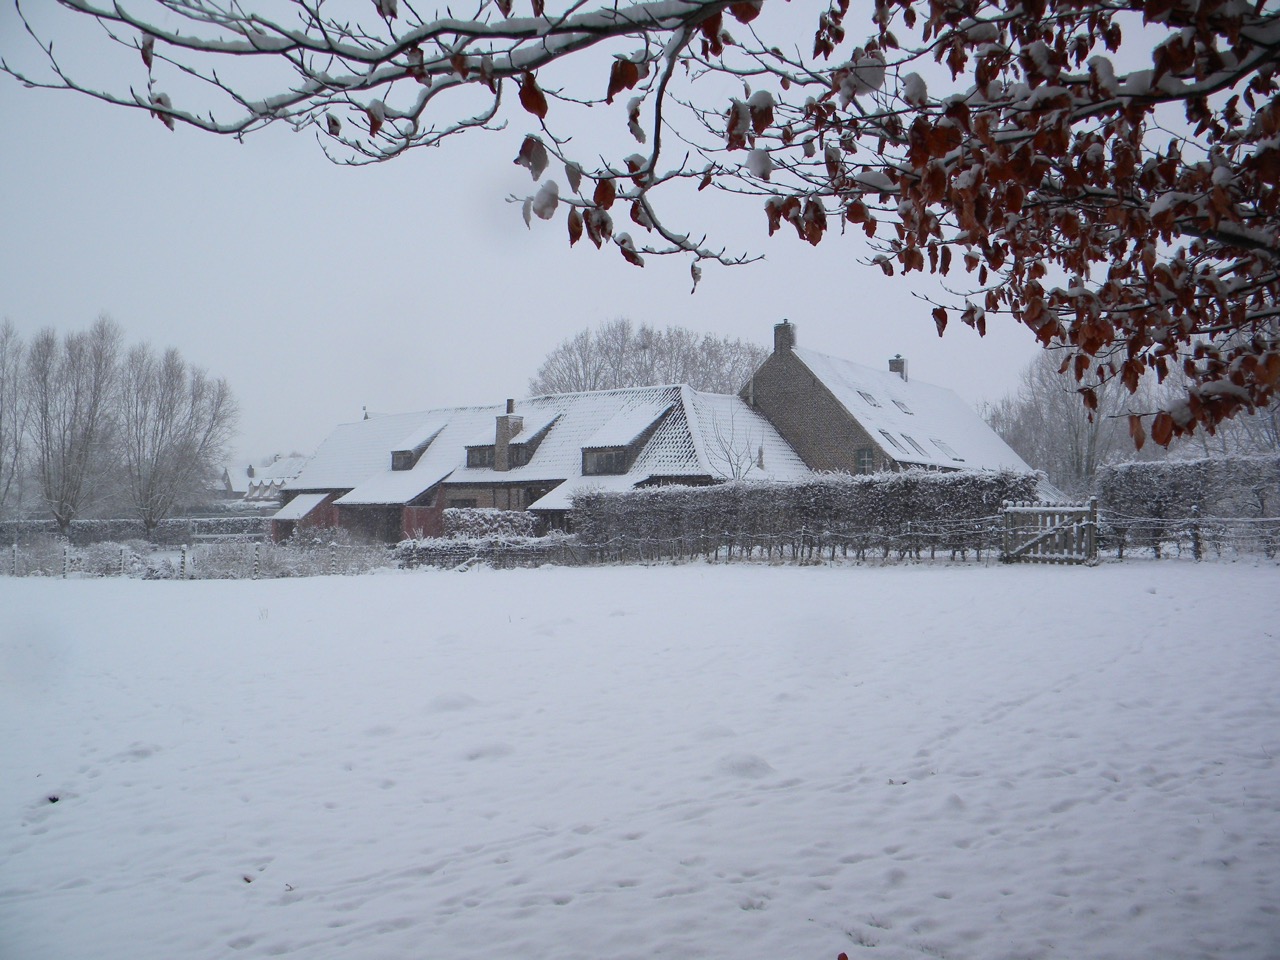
[743, 350, 891, 474]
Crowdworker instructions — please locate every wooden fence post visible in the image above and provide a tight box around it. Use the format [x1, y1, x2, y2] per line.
[252, 542, 260, 580]
[62, 544, 69, 579]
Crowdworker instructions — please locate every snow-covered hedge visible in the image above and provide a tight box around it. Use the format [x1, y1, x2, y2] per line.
[0, 516, 269, 546]
[396, 531, 580, 570]
[442, 508, 538, 540]
[1097, 455, 1280, 558]
[572, 470, 1040, 562]
[2, 532, 392, 579]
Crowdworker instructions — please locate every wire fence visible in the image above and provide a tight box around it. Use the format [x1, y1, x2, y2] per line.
[3, 510, 1277, 579]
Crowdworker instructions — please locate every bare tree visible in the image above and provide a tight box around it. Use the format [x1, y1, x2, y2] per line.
[0, 320, 27, 518]
[985, 350, 1160, 497]
[119, 343, 239, 534]
[530, 319, 766, 394]
[705, 402, 760, 480]
[4, 1, 1277, 438]
[25, 316, 123, 533]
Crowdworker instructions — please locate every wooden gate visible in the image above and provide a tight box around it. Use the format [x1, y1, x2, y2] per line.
[1001, 498, 1098, 565]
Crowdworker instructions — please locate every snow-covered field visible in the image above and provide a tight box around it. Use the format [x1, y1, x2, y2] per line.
[2, 563, 1277, 960]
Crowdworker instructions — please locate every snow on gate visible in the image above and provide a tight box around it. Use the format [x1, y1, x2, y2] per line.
[1001, 498, 1099, 565]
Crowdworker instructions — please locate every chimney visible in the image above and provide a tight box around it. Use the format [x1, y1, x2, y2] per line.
[889, 354, 908, 381]
[494, 399, 523, 472]
[773, 320, 796, 355]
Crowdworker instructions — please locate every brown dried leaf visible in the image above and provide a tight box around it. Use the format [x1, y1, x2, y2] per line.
[514, 135, 549, 181]
[1129, 414, 1146, 450]
[607, 59, 640, 105]
[518, 72, 548, 120]
[593, 177, 617, 210]
[567, 207, 583, 246]
[1151, 412, 1174, 447]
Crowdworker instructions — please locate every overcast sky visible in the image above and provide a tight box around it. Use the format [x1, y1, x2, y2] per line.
[0, 3, 1041, 466]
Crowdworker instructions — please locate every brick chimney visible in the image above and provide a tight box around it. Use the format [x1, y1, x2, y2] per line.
[774, 320, 796, 354]
[494, 399, 523, 472]
[889, 354, 908, 381]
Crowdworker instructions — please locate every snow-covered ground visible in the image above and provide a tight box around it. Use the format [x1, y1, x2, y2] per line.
[2, 563, 1277, 960]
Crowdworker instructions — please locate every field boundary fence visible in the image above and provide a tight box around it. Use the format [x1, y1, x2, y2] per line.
[3, 509, 1277, 579]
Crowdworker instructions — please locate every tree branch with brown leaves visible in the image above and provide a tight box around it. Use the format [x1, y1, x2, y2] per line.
[4, 0, 1279, 439]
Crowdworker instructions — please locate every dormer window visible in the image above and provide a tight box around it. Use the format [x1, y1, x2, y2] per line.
[391, 450, 415, 471]
[467, 445, 495, 468]
[857, 390, 881, 407]
[583, 447, 627, 475]
[893, 399, 914, 415]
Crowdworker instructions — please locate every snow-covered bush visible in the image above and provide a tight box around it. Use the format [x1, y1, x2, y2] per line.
[74, 540, 152, 578]
[442, 508, 538, 539]
[396, 531, 580, 569]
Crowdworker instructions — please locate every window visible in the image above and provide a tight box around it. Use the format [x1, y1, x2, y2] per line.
[391, 450, 415, 471]
[931, 438, 964, 461]
[583, 447, 627, 475]
[893, 399, 914, 415]
[467, 446, 494, 468]
[509, 444, 533, 468]
[448, 498, 477, 508]
[854, 447, 875, 474]
[902, 434, 929, 456]
[857, 390, 881, 407]
[878, 430, 906, 452]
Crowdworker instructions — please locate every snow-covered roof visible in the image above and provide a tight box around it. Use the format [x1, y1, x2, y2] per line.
[292, 386, 813, 512]
[256, 456, 309, 481]
[792, 348, 1032, 472]
[273, 492, 330, 522]
[336, 405, 504, 506]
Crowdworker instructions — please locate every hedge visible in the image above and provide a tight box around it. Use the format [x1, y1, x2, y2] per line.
[570, 469, 1041, 562]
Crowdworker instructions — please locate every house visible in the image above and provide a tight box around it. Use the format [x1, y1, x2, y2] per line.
[274, 385, 812, 542]
[275, 322, 1033, 543]
[218, 456, 309, 504]
[743, 321, 1032, 475]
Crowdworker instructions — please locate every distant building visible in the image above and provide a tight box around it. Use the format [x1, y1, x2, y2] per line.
[275, 322, 1032, 542]
[218, 456, 309, 505]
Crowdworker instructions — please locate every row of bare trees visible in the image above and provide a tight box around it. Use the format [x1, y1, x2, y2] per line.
[529, 319, 767, 396]
[0, 316, 238, 535]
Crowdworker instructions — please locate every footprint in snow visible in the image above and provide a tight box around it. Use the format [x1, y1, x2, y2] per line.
[718, 753, 775, 779]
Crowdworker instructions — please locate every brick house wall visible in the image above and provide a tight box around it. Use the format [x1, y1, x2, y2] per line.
[271, 493, 341, 541]
[441, 482, 561, 512]
[741, 322, 892, 474]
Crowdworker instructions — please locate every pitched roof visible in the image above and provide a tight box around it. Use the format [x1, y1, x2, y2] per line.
[273, 492, 330, 521]
[791, 348, 1032, 472]
[288, 406, 496, 495]
[335, 405, 503, 506]
[288, 386, 812, 510]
